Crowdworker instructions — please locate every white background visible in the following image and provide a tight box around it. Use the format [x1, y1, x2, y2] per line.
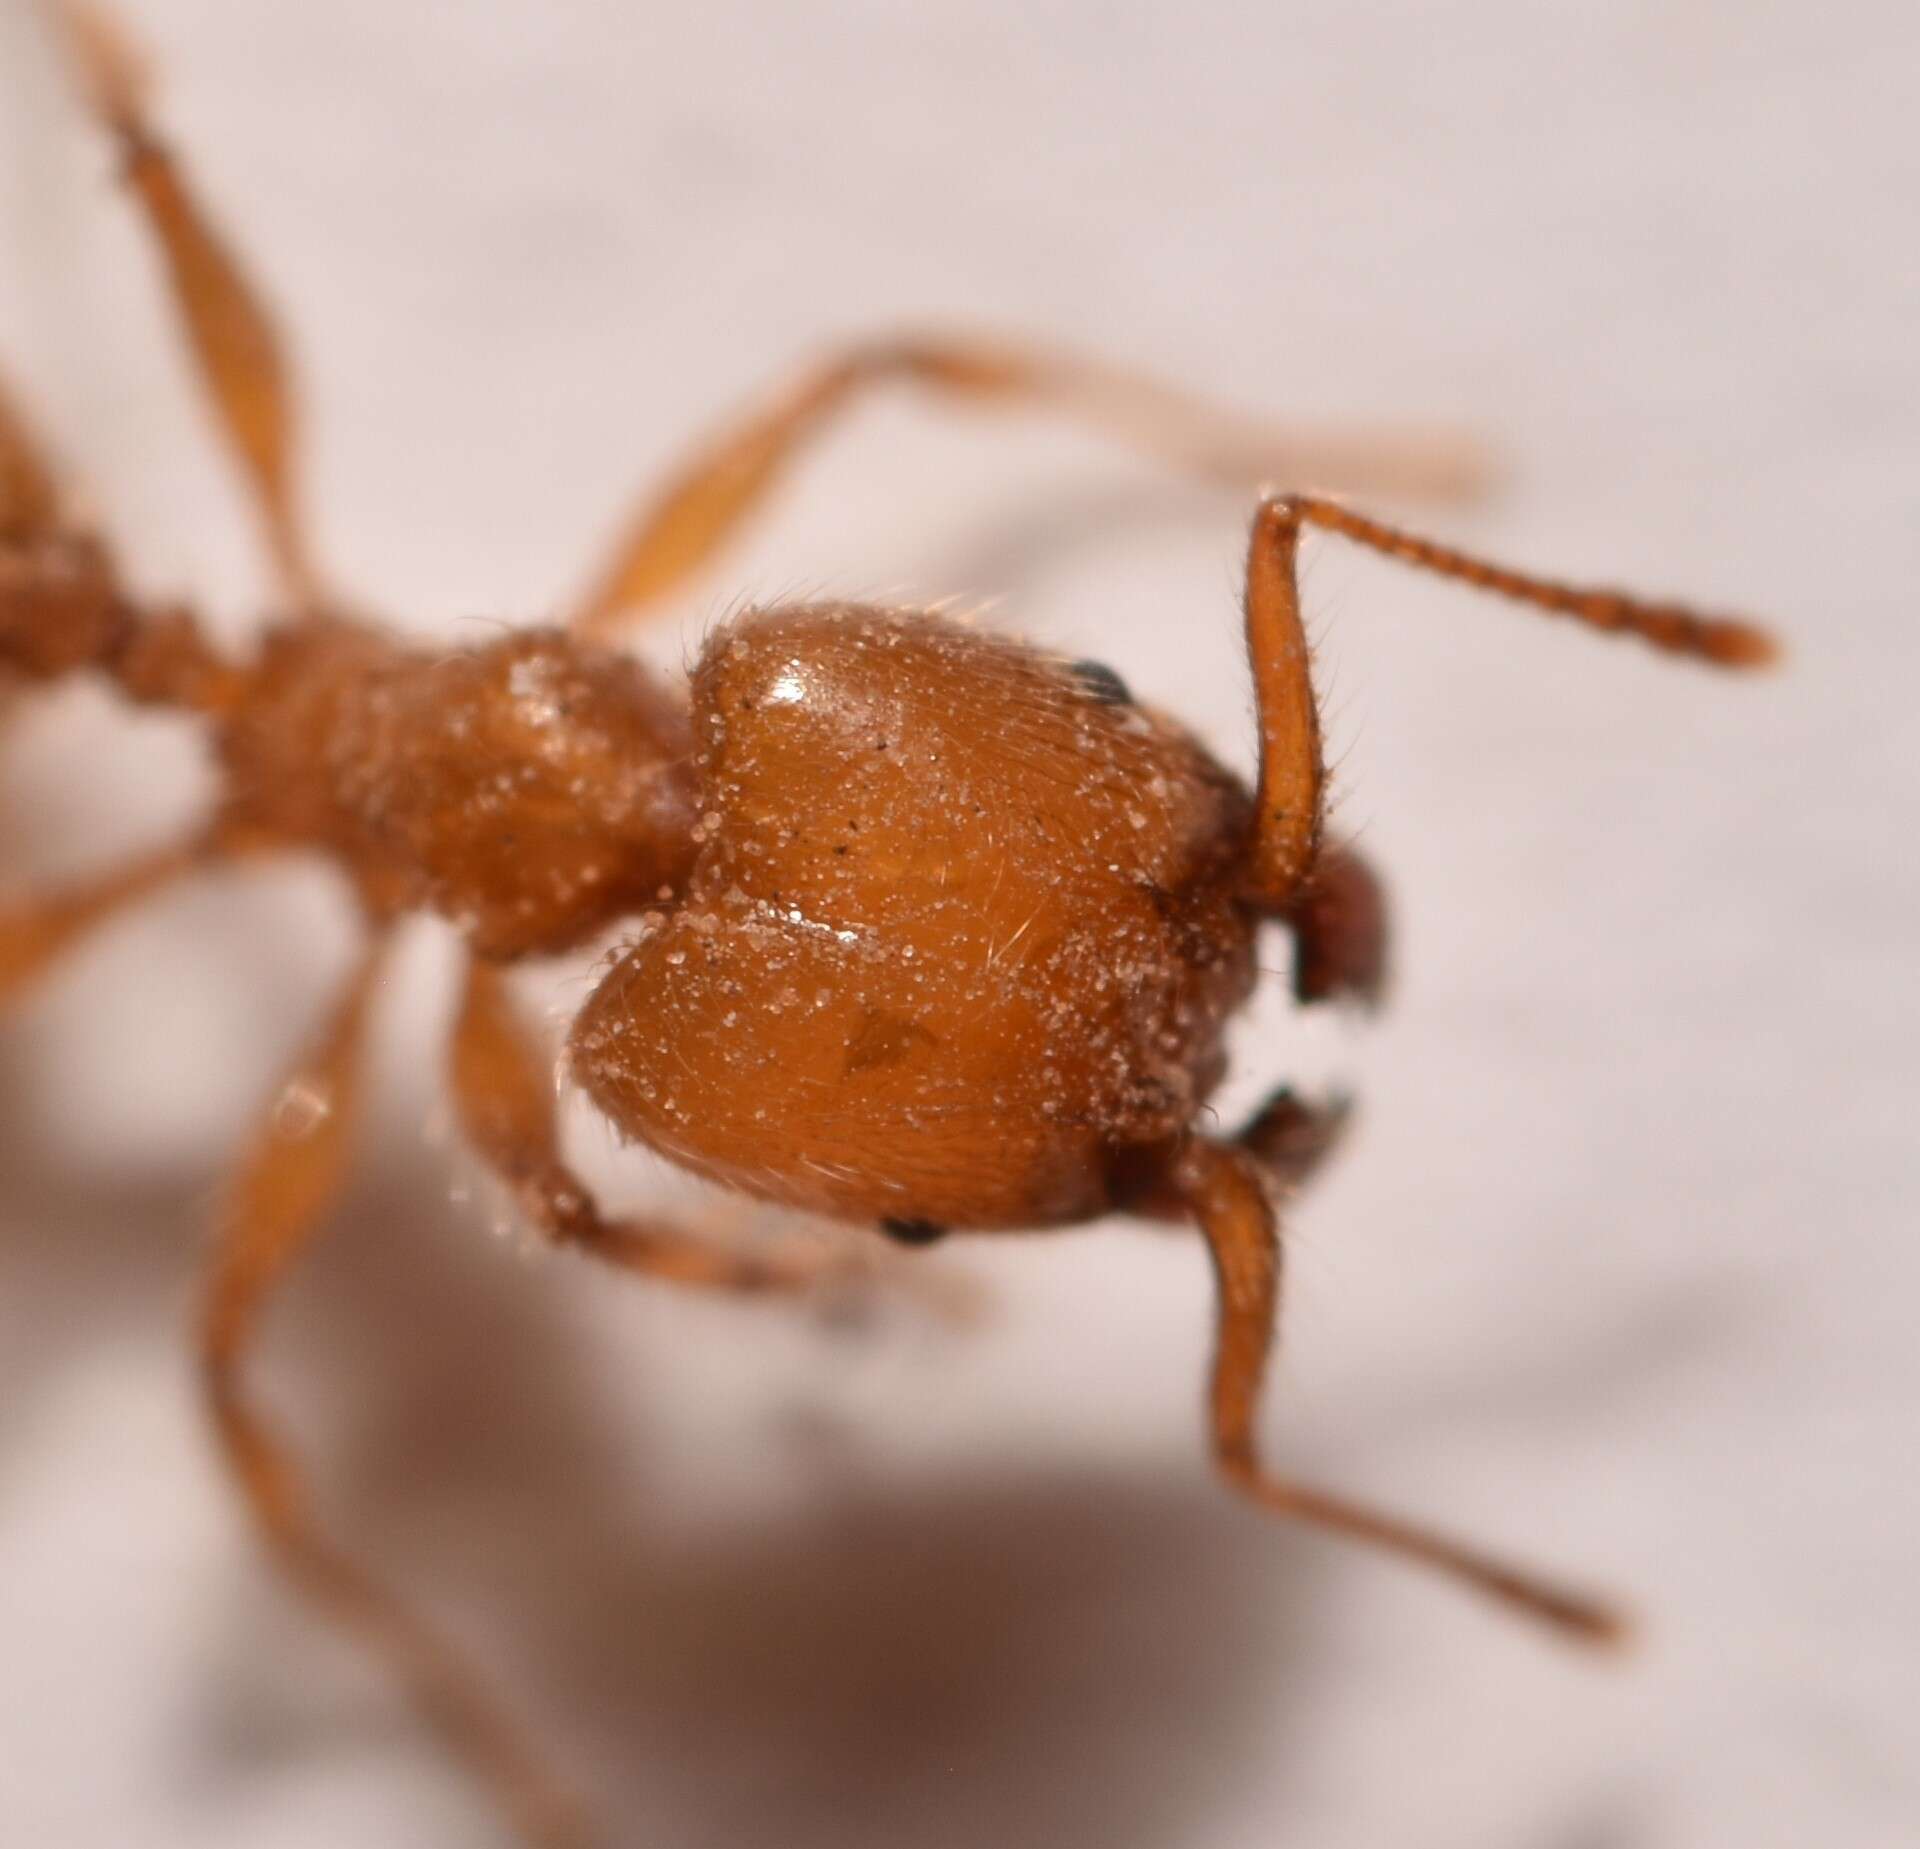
[1, 3, 1915, 1846]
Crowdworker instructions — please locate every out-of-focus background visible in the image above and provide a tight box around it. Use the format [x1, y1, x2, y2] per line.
[1, 3, 1914, 1846]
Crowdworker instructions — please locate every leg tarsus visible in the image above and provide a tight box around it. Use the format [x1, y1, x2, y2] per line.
[203, 935, 594, 1849]
[1171, 1137, 1627, 1645]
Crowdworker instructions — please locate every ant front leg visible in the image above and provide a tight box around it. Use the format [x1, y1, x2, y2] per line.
[202, 934, 593, 1849]
[567, 335, 1497, 638]
[1168, 1138, 1625, 1642]
[450, 958, 950, 1308]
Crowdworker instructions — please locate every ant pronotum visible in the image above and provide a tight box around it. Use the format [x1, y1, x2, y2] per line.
[1, 4, 1779, 1845]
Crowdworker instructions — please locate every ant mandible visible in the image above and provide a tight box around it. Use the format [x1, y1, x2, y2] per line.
[0, 5, 1777, 1846]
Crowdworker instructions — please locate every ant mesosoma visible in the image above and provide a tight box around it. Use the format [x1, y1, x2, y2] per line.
[0, 5, 1776, 1844]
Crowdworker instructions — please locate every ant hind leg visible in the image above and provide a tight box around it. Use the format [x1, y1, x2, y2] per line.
[202, 934, 594, 1849]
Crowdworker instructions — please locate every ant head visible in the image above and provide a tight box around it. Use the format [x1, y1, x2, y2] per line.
[566, 603, 1258, 1232]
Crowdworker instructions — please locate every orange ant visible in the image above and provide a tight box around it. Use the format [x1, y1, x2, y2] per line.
[0, 4, 1778, 1845]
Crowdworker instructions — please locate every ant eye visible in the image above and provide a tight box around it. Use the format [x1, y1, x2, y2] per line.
[1066, 657, 1133, 706]
[879, 1216, 949, 1247]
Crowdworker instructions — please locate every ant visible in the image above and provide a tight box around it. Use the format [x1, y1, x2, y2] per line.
[1, 4, 1777, 1846]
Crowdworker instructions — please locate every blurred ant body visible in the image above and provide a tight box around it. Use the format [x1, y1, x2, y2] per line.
[0, 5, 1774, 1844]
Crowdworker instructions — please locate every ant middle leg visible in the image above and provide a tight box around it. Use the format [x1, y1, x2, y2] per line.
[1168, 1135, 1626, 1642]
[48, 1, 320, 606]
[202, 933, 594, 1849]
[0, 828, 238, 1009]
[567, 334, 1498, 637]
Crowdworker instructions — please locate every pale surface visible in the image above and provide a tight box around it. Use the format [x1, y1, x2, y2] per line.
[1, 3, 1915, 1847]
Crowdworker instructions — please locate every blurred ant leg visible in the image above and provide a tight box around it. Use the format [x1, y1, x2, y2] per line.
[50, 1, 319, 605]
[567, 334, 1496, 638]
[1235, 494, 1778, 911]
[1171, 1136, 1626, 1643]
[452, 957, 892, 1296]
[0, 373, 64, 545]
[202, 935, 592, 1849]
[0, 834, 215, 1007]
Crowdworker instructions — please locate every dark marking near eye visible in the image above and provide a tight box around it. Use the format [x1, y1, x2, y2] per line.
[1067, 657, 1133, 706]
[880, 1216, 948, 1246]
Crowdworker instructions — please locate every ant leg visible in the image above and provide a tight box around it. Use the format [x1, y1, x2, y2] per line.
[450, 957, 931, 1299]
[567, 334, 1496, 637]
[48, 2, 319, 605]
[0, 833, 220, 1007]
[0, 374, 64, 545]
[1236, 495, 1777, 910]
[202, 935, 593, 1849]
[1169, 1136, 1626, 1642]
